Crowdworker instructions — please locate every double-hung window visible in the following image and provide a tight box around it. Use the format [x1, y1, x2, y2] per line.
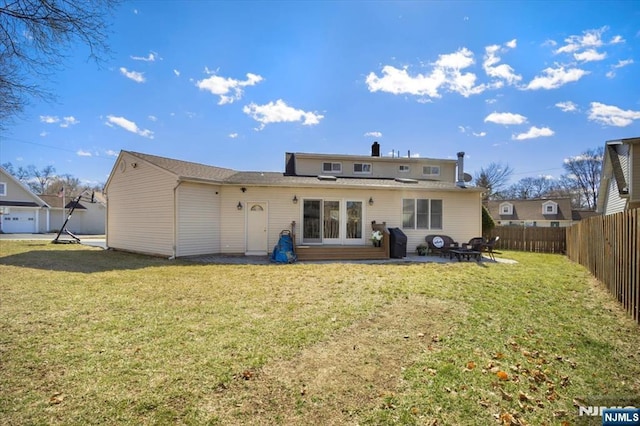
[322, 162, 342, 173]
[353, 163, 371, 174]
[402, 198, 443, 229]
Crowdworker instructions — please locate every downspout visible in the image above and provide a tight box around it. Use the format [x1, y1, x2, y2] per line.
[170, 180, 183, 259]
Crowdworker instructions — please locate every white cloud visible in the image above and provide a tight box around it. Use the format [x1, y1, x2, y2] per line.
[555, 101, 578, 112]
[40, 115, 79, 127]
[229, 133, 238, 139]
[525, 65, 588, 90]
[148, 115, 157, 122]
[364, 131, 382, 138]
[513, 126, 554, 140]
[173, 69, 180, 77]
[130, 52, 158, 62]
[484, 112, 527, 125]
[77, 150, 92, 157]
[40, 131, 48, 137]
[573, 48, 606, 62]
[473, 132, 487, 137]
[588, 102, 640, 127]
[119, 67, 145, 83]
[40, 115, 59, 124]
[59, 116, 79, 128]
[483, 42, 522, 85]
[613, 59, 634, 69]
[242, 99, 324, 130]
[105, 115, 154, 139]
[366, 48, 485, 99]
[505, 39, 517, 49]
[105, 150, 119, 157]
[196, 72, 263, 105]
[555, 27, 607, 54]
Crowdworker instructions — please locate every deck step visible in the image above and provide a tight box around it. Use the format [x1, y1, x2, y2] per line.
[295, 245, 387, 261]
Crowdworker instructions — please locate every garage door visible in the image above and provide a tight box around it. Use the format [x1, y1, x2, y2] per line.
[2, 211, 37, 233]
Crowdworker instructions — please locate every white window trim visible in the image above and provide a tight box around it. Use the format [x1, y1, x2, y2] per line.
[499, 202, 513, 215]
[353, 163, 372, 174]
[542, 201, 558, 214]
[402, 198, 443, 230]
[322, 162, 342, 174]
[422, 165, 440, 177]
[0, 182, 6, 197]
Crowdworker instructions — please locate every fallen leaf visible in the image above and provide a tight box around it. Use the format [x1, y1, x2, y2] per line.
[497, 371, 509, 380]
[49, 393, 64, 405]
[499, 388, 513, 401]
[466, 361, 476, 370]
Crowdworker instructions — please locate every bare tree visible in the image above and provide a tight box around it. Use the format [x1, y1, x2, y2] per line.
[474, 162, 514, 200]
[561, 147, 604, 210]
[504, 176, 559, 199]
[0, 0, 119, 127]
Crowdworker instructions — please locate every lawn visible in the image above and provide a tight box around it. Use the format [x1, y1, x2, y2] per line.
[1, 241, 639, 425]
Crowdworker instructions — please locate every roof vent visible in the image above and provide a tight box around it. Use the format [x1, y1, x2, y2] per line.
[317, 175, 337, 181]
[395, 177, 418, 184]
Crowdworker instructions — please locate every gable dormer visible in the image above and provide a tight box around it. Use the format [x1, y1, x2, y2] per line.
[542, 200, 558, 215]
[499, 202, 513, 215]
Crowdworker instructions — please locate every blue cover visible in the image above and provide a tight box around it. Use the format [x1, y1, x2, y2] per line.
[270, 231, 297, 263]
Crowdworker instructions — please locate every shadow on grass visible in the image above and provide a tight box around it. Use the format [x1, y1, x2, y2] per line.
[0, 247, 175, 273]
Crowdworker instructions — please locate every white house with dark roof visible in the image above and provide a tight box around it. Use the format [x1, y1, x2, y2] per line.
[597, 137, 640, 215]
[0, 166, 106, 234]
[104, 144, 483, 259]
[486, 198, 598, 227]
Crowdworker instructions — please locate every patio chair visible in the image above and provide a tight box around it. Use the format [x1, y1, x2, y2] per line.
[462, 237, 485, 252]
[425, 234, 458, 257]
[482, 236, 500, 260]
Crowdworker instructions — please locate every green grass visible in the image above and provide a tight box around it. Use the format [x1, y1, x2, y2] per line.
[1, 242, 638, 425]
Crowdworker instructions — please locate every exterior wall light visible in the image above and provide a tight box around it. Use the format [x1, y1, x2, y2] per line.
[369, 197, 374, 206]
[293, 195, 298, 204]
[237, 202, 243, 210]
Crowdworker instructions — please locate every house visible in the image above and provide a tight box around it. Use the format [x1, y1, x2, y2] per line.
[485, 198, 591, 227]
[0, 166, 106, 234]
[0, 166, 50, 233]
[104, 144, 484, 259]
[39, 193, 107, 235]
[597, 137, 640, 215]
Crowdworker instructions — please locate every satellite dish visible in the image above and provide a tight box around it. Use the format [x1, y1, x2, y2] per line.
[463, 173, 473, 182]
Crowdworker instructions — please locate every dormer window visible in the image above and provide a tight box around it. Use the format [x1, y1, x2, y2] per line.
[500, 202, 513, 215]
[422, 165, 440, 177]
[322, 162, 342, 174]
[542, 201, 558, 215]
[353, 163, 371, 174]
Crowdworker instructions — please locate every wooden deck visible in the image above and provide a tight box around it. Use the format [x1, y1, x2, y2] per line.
[294, 244, 388, 261]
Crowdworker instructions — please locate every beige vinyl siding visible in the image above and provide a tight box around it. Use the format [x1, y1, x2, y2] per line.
[604, 176, 627, 215]
[0, 170, 41, 203]
[632, 144, 640, 202]
[176, 183, 221, 256]
[293, 157, 457, 182]
[106, 155, 176, 256]
[218, 185, 481, 255]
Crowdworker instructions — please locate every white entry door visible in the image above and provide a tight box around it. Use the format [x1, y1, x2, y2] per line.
[246, 202, 268, 254]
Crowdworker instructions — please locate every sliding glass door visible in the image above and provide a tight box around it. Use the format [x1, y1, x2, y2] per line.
[302, 199, 364, 244]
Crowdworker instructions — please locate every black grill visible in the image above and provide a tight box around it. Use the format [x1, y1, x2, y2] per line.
[388, 228, 407, 258]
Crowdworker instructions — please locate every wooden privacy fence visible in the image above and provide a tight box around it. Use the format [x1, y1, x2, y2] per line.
[566, 209, 639, 324]
[489, 226, 567, 254]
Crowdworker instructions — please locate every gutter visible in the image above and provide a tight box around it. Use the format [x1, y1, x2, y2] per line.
[170, 180, 183, 259]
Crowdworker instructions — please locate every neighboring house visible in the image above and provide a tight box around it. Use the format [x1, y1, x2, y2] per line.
[0, 166, 106, 234]
[0, 166, 50, 233]
[486, 198, 592, 227]
[597, 136, 640, 215]
[39, 193, 106, 235]
[104, 144, 484, 258]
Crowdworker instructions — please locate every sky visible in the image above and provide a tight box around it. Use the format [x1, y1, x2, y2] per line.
[1, 1, 640, 188]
